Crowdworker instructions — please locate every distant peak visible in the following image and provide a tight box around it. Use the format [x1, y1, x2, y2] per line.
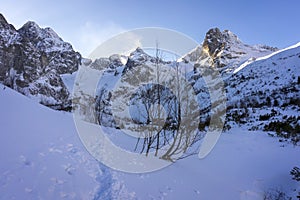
[135, 47, 145, 53]
[18, 21, 63, 41]
[222, 29, 240, 43]
[0, 13, 15, 30]
[202, 28, 224, 57]
[204, 28, 240, 45]
[204, 27, 224, 41]
[202, 27, 241, 57]
[206, 27, 222, 35]
[130, 47, 148, 56]
[0, 13, 8, 24]
[21, 21, 41, 30]
[44, 27, 61, 40]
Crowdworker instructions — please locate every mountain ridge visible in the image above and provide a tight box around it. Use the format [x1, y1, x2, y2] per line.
[0, 13, 299, 143]
[0, 13, 81, 110]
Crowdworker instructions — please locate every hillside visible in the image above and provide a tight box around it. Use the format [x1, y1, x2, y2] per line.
[0, 13, 300, 199]
[0, 85, 299, 199]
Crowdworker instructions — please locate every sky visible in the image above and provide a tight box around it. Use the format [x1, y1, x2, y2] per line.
[1, 0, 300, 57]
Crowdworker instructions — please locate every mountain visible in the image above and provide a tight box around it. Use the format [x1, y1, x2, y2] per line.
[64, 26, 299, 146]
[0, 13, 299, 143]
[189, 28, 299, 143]
[1, 83, 299, 199]
[0, 13, 300, 199]
[0, 14, 81, 110]
[184, 27, 277, 75]
[225, 42, 300, 142]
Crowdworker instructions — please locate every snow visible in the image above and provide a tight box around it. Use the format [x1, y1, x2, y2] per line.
[61, 72, 77, 93]
[112, 128, 300, 199]
[0, 85, 134, 200]
[234, 42, 300, 74]
[183, 29, 276, 76]
[255, 42, 300, 62]
[228, 43, 300, 101]
[1, 20, 300, 199]
[1, 84, 299, 199]
[233, 57, 256, 74]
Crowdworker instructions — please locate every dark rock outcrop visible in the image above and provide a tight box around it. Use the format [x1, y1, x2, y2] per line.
[0, 13, 81, 110]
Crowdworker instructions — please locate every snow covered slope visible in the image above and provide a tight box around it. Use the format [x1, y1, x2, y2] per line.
[0, 85, 134, 200]
[81, 36, 300, 145]
[0, 14, 299, 199]
[225, 42, 300, 142]
[1, 85, 299, 199]
[115, 128, 300, 199]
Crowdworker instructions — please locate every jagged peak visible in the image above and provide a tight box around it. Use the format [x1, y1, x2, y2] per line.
[202, 28, 242, 57]
[43, 27, 62, 41]
[18, 21, 42, 39]
[128, 47, 153, 61]
[204, 28, 241, 43]
[0, 13, 8, 25]
[130, 47, 147, 55]
[222, 29, 240, 42]
[0, 13, 16, 30]
[44, 27, 59, 37]
[18, 20, 65, 46]
[21, 21, 41, 31]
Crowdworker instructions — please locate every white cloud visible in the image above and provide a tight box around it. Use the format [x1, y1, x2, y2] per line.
[76, 21, 126, 57]
[88, 30, 142, 60]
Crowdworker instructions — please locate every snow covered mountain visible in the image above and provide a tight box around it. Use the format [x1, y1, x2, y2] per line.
[0, 14, 81, 110]
[225, 42, 300, 142]
[0, 12, 298, 143]
[184, 27, 277, 75]
[84, 28, 299, 144]
[0, 13, 300, 199]
[190, 30, 299, 143]
[1, 84, 299, 199]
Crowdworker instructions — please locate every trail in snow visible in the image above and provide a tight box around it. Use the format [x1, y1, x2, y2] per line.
[0, 85, 135, 200]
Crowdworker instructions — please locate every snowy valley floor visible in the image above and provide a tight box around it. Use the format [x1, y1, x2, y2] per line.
[0, 86, 299, 199]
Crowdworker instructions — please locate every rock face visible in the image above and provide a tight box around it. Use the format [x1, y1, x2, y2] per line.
[86, 29, 279, 125]
[1, 13, 299, 144]
[202, 28, 226, 58]
[86, 28, 299, 145]
[0, 14, 81, 110]
[184, 27, 278, 75]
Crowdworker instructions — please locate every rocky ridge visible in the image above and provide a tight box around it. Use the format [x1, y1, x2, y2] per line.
[0, 14, 81, 110]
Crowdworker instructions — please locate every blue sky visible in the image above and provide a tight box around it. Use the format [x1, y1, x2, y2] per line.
[1, 0, 299, 57]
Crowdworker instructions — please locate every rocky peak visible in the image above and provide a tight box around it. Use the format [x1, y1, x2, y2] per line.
[184, 28, 276, 74]
[0, 13, 8, 28]
[109, 54, 127, 66]
[90, 54, 126, 71]
[0, 13, 81, 110]
[202, 27, 241, 58]
[129, 47, 149, 58]
[19, 22, 63, 42]
[127, 47, 152, 65]
[132, 47, 144, 54]
[0, 13, 16, 31]
[43, 27, 61, 40]
[19, 21, 67, 48]
[202, 28, 223, 56]
[18, 21, 42, 39]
